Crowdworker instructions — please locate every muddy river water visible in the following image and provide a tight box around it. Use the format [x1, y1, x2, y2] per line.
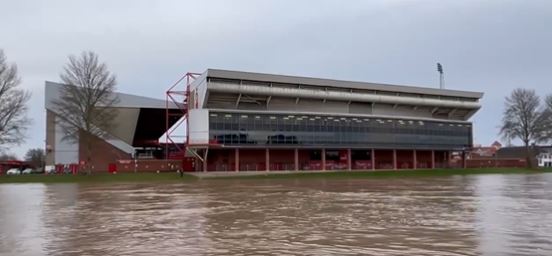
[1, 173, 552, 255]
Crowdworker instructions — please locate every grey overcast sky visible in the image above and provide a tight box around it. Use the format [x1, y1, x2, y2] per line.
[1, 0, 552, 157]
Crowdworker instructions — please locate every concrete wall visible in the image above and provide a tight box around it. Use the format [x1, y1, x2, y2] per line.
[188, 109, 209, 145]
[189, 72, 209, 109]
[45, 110, 56, 165]
[53, 115, 79, 165]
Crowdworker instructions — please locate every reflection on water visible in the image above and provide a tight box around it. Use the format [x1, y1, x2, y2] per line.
[1, 174, 551, 255]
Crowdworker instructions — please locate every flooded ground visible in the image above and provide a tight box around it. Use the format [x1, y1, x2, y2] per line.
[1, 173, 552, 255]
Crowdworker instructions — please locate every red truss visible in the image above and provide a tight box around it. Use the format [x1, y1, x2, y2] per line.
[165, 72, 200, 159]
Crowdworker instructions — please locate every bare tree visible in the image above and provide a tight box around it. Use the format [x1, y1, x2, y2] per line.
[0, 50, 30, 150]
[53, 51, 119, 174]
[24, 148, 45, 168]
[543, 94, 552, 141]
[547, 95, 552, 110]
[500, 89, 548, 168]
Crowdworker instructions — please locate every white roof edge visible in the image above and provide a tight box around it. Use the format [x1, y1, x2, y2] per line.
[45, 81, 180, 109]
[205, 69, 484, 99]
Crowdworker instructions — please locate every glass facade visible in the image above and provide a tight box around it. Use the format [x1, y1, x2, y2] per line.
[208, 112, 472, 149]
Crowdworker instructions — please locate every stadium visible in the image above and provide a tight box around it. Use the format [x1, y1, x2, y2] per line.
[45, 69, 483, 172]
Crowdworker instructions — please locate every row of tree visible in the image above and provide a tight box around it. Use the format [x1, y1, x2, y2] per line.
[500, 89, 552, 168]
[0, 49, 119, 173]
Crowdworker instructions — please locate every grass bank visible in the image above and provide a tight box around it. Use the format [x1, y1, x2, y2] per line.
[0, 172, 197, 184]
[208, 168, 552, 180]
[1, 168, 550, 183]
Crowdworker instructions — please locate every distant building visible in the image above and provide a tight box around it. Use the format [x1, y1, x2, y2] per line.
[496, 146, 535, 159]
[537, 147, 552, 167]
[468, 141, 502, 159]
[495, 145, 552, 167]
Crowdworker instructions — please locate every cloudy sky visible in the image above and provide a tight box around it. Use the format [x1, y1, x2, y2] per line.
[1, 0, 551, 157]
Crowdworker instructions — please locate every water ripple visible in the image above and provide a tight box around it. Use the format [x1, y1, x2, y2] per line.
[0, 174, 551, 255]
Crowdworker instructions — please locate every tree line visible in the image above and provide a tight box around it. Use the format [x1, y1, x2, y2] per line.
[500, 89, 552, 168]
[0, 49, 118, 173]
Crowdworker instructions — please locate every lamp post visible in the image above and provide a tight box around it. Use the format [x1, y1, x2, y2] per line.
[437, 63, 444, 89]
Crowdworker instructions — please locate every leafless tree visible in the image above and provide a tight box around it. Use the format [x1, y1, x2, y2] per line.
[546, 95, 552, 110]
[500, 89, 548, 168]
[0, 50, 30, 151]
[543, 94, 552, 142]
[53, 51, 119, 173]
[24, 148, 45, 169]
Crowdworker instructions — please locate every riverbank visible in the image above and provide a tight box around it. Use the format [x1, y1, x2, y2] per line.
[200, 168, 551, 180]
[0, 172, 197, 184]
[1, 168, 550, 183]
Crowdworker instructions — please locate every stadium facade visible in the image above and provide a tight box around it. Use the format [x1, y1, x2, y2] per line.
[45, 69, 483, 172]
[183, 69, 483, 171]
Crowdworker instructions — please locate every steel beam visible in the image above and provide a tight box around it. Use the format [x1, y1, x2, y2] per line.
[371, 149, 376, 170]
[322, 149, 326, 171]
[294, 148, 299, 171]
[393, 149, 397, 170]
[347, 148, 352, 171]
[265, 148, 270, 171]
[413, 149, 417, 169]
[235, 148, 239, 172]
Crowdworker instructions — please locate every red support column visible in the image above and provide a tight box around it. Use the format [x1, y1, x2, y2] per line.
[449, 151, 453, 168]
[322, 149, 326, 171]
[294, 148, 299, 171]
[393, 149, 397, 170]
[371, 149, 376, 170]
[347, 148, 352, 171]
[413, 149, 417, 170]
[203, 149, 208, 172]
[235, 148, 239, 172]
[462, 151, 467, 169]
[431, 150, 435, 169]
[444, 151, 447, 167]
[265, 148, 270, 171]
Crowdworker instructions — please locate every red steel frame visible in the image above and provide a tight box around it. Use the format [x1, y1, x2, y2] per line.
[165, 72, 201, 159]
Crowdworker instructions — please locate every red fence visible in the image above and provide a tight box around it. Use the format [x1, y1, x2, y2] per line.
[113, 159, 195, 173]
[466, 158, 526, 168]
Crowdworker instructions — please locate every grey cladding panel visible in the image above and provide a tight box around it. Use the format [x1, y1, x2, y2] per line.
[206, 69, 483, 99]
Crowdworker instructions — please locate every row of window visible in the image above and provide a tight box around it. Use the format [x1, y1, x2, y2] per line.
[209, 113, 471, 136]
[210, 113, 470, 127]
[208, 112, 472, 148]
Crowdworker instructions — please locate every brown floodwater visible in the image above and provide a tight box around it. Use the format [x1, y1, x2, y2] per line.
[1, 173, 552, 255]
